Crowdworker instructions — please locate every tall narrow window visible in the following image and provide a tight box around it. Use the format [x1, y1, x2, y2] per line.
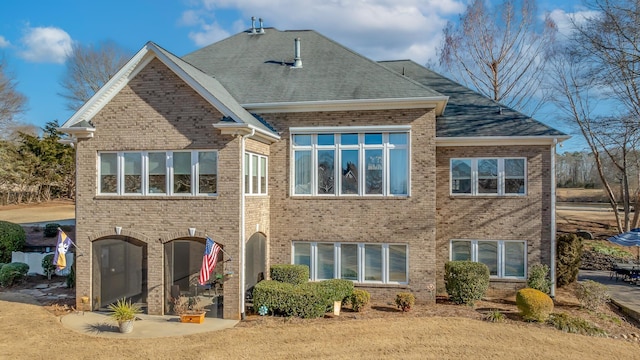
[100, 153, 117, 193]
[260, 157, 267, 193]
[477, 159, 498, 194]
[504, 241, 525, 277]
[251, 154, 259, 194]
[389, 133, 408, 195]
[198, 151, 217, 194]
[123, 152, 142, 194]
[173, 152, 192, 194]
[341, 149, 359, 195]
[244, 153, 250, 193]
[294, 243, 311, 279]
[340, 244, 358, 280]
[388, 245, 407, 282]
[451, 159, 472, 194]
[148, 152, 166, 194]
[317, 243, 335, 280]
[364, 244, 383, 281]
[365, 149, 383, 194]
[505, 158, 525, 194]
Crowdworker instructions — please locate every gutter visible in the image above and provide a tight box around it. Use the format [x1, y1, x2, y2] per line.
[240, 128, 255, 320]
[550, 138, 557, 298]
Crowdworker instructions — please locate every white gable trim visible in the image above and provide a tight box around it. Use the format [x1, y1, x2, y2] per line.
[436, 135, 570, 147]
[243, 97, 448, 115]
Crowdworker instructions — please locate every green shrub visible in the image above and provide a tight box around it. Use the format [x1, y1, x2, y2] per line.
[556, 234, 583, 287]
[44, 223, 61, 238]
[270, 264, 309, 285]
[395, 292, 415, 312]
[0, 262, 30, 287]
[0, 221, 26, 263]
[42, 254, 56, 280]
[547, 313, 607, 336]
[66, 262, 75, 288]
[590, 242, 632, 259]
[484, 309, 506, 323]
[252, 280, 328, 318]
[516, 288, 554, 322]
[444, 261, 490, 306]
[350, 289, 370, 312]
[317, 279, 354, 305]
[527, 264, 552, 294]
[575, 280, 609, 311]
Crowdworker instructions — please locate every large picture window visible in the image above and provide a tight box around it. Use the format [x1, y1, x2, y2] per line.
[291, 128, 409, 196]
[450, 158, 526, 196]
[244, 152, 268, 195]
[292, 242, 408, 284]
[98, 150, 217, 196]
[450, 240, 526, 279]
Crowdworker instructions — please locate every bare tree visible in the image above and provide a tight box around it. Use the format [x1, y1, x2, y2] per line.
[0, 57, 27, 137]
[439, 0, 556, 116]
[59, 41, 131, 111]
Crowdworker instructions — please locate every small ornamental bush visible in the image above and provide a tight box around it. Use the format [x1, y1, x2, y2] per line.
[444, 261, 490, 306]
[516, 288, 554, 322]
[575, 280, 609, 311]
[547, 313, 607, 336]
[270, 264, 309, 285]
[0, 221, 26, 263]
[42, 254, 56, 280]
[484, 309, 506, 323]
[556, 234, 583, 287]
[252, 280, 328, 318]
[527, 264, 552, 294]
[350, 289, 371, 312]
[44, 223, 61, 238]
[0, 262, 30, 287]
[317, 279, 354, 306]
[395, 292, 415, 312]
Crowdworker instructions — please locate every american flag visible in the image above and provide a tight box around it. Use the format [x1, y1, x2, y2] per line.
[199, 237, 221, 285]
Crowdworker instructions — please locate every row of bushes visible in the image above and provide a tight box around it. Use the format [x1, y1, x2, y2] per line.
[0, 221, 26, 263]
[0, 262, 30, 287]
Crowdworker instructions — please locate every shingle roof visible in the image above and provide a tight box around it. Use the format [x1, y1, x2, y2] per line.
[182, 29, 444, 104]
[379, 60, 567, 138]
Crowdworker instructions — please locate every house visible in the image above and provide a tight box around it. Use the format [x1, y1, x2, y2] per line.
[60, 22, 568, 320]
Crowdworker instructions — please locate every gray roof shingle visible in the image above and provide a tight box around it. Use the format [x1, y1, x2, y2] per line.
[182, 29, 444, 104]
[379, 60, 567, 138]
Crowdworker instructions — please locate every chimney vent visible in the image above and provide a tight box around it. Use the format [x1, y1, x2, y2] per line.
[292, 38, 303, 68]
[250, 16, 257, 34]
[258, 18, 265, 34]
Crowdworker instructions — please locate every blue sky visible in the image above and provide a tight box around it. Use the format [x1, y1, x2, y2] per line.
[0, 0, 589, 151]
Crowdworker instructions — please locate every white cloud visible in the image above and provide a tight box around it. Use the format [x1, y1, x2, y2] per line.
[189, 21, 231, 47]
[182, 0, 465, 64]
[0, 35, 10, 48]
[548, 8, 600, 39]
[18, 26, 73, 64]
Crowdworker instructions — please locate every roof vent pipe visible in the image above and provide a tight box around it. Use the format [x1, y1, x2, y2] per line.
[250, 16, 257, 34]
[258, 18, 265, 34]
[293, 38, 303, 68]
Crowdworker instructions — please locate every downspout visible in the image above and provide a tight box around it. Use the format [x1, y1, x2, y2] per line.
[550, 138, 558, 298]
[240, 128, 255, 320]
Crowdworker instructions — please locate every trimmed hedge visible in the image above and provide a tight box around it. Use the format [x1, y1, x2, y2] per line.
[0, 262, 29, 287]
[444, 261, 490, 306]
[0, 221, 26, 263]
[556, 234, 583, 287]
[44, 223, 60, 237]
[270, 264, 309, 285]
[316, 279, 354, 304]
[516, 288, 554, 322]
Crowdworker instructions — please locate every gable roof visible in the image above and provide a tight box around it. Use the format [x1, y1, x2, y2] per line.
[182, 29, 448, 113]
[60, 42, 279, 141]
[379, 60, 568, 143]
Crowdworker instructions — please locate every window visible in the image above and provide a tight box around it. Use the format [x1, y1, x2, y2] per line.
[292, 242, 408, 284]
[245, 152, 268, 195]
[291, 129, 409, 196]
[98, 150, 217, 196]
[450, 158, 526, 196]
[450, 240, 526, 279]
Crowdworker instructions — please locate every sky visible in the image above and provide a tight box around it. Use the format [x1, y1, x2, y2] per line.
[0, 0, 591, 151]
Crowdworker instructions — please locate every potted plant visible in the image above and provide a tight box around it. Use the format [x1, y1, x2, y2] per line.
[172, 295, 207, 324]
[108, 297, 141, 333]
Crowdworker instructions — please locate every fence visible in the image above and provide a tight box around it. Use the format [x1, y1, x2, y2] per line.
[11, 251, 74, 276]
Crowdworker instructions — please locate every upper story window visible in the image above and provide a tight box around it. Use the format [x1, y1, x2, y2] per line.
[450, 158, 526, 196]
[244, 152, 268, 195]
[291, 129, 410, 197]
[99, 150, 217, 196]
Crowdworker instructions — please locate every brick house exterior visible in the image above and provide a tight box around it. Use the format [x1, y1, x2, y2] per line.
[60, 26, 567, 320]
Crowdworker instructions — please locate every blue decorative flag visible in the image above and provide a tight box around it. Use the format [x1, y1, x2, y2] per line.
[53, 229, 73, 270]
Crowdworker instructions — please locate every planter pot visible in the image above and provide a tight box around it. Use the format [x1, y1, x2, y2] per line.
[180, 313, 205, 324]
[118, 320, 135, 333]
[333, 301, 341, 316]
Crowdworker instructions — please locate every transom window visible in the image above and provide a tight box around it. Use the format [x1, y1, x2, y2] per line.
[450, 240, 526, 279]
[450, 158, 526, 196]
[99, 150, 217, 196]
[244, 152, 268, 195]
[292, 242, 408, 284]
[291, 130, 409, 196]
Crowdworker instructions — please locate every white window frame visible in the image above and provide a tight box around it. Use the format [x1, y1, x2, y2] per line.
[290, 126, 411, 197]
[449, 157, 527, 196]
[291, 241, 409, 284]
[449, 239, 527, 279]
[97, 150, 218, 196]
[245, 152, 268, 195]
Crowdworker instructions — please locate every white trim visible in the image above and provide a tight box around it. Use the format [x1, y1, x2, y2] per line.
[213, 123, 280, 143]
[291, 125, 411, 134]
[450, 157, 527, 197]
[243, 97, 448, 115]
[437, 136, 570, 147]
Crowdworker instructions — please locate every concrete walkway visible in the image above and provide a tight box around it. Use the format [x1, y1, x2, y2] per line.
[61, 311, 238, 338]
[579, 270, 640, 321]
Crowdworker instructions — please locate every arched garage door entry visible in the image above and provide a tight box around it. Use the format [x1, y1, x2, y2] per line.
[164, 238, 224, 318]
[92, 236, 147, 311]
